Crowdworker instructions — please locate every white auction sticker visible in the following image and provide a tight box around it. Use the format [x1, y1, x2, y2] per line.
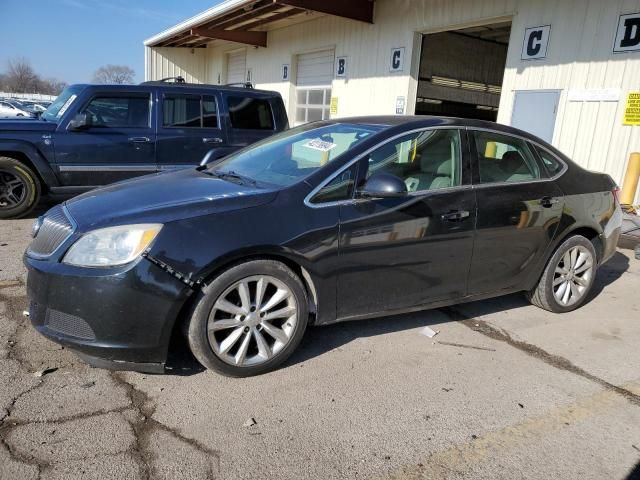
[57, 95, 77, 118]
[303, 139, 337, 152]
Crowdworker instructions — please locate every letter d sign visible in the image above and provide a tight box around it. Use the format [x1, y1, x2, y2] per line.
[614, 13, 640, 52]
[521, 26, 551, 60]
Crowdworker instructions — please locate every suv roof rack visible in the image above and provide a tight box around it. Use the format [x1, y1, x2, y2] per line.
[224, 82, 254, 89]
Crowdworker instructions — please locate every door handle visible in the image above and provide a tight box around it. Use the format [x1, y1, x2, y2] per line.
[203, 137, 223, 144]
[441, 210, 470, 222]
[128, 136, 151, 143]
[540, 196, 560, 208]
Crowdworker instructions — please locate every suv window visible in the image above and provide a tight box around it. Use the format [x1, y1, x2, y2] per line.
[365, 129, 462, 193]
[472, 131, 540, 184]
[82, 95, 150, 128]
[162, 94, 219, 128]
[534, 145, 564, 177]
[227, 96, 274, 130]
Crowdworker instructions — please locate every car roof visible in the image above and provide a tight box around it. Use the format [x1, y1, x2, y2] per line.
[326, 115, 551, 146]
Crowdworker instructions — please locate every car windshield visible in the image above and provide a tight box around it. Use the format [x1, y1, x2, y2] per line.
[210, 122, 384, 187]
[41, 85, 84, 122]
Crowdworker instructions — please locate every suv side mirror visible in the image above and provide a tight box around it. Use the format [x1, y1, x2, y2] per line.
[357, 172, 408, 199]
[68, 112, 92, 131]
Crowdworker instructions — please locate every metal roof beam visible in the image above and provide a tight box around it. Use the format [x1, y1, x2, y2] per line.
[190, 27, 268, 47]
[273, 0, 373, 23]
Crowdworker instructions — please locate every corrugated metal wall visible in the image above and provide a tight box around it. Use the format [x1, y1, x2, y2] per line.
[146, 0, 640, 200]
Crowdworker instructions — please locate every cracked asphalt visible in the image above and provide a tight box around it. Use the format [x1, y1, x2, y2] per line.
[1, 209, 639, 479]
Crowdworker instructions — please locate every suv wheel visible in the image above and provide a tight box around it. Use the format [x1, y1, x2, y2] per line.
[186, 260, 309, 377]
[527, 235, 597, 313]
[0, 157, 41, 219]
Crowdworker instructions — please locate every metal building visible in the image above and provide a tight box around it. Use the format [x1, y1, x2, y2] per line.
[145, 0, 640, 201]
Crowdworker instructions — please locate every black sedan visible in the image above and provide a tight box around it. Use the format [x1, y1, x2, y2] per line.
[24, 116, 623, 376]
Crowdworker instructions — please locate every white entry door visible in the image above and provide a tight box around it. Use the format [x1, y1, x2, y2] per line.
[226, 50, 247, 84]
[510, 90, 560, 143]
[295, 49, 335, 125]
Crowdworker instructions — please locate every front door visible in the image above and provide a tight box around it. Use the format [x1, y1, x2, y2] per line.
[54, 92, 156, 186]
[467, 129, 564, 295]
[156, 92, 230, 171]
[337, 128, 476, 319]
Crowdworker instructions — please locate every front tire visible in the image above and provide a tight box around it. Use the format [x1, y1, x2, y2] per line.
[186, 260, 309, 377]
[0, 157, 41, 219]
[527, 235, 597, 313]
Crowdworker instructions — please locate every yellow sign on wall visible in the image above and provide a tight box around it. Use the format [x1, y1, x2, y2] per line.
[330, 97, 338, 115]
[623, 92, 640, 125]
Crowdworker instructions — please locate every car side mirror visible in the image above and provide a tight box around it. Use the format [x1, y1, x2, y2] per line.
[357, 172, 408, 199]
[68, 112, 92, 131]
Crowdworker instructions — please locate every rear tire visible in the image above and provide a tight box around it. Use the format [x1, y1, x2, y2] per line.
[0, 157, 41, 219]
[186, 259, 309, 377]
[527, 235, 597, 313]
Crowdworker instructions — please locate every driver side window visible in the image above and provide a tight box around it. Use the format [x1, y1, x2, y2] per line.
[365, 129, 462, 193]
[82, 95, 150, 128]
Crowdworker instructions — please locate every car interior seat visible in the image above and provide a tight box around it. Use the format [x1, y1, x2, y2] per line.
[500, 150, 534, 182]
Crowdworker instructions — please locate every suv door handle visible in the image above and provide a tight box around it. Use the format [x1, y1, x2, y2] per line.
[441, 210, 470, 222]
[128, 136, 151, 143]
[203, 137, 223, 144]
[540, 196, 560, 208]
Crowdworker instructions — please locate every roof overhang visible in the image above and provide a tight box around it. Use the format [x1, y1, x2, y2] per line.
[145, 0, 374, 48]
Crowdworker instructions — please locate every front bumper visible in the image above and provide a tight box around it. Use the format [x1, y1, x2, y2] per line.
[25, 254, 192, 372]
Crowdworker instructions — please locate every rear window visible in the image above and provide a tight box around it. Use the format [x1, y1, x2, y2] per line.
[227, 96, 274, 130]
[163, 95, 219, 128]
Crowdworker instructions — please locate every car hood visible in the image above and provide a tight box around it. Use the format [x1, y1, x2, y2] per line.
[65, 168, 279, 230]
[0, 118, 56, 132]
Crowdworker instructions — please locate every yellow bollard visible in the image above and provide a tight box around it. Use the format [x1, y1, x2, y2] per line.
[621, 152, 640, 206]
[485, 141, 497, 158]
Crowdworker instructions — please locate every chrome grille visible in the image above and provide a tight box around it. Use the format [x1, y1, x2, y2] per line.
[27, 205, 74, 257]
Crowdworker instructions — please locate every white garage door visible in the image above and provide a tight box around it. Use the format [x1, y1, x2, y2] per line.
[226, 50, 246, 84]
[295, 49, 334, 125]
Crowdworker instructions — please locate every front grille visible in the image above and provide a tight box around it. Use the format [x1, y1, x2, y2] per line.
[27, 205, 74, 257]
[45, 308, 96, 340]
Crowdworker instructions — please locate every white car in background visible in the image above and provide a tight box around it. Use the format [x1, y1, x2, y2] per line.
[0, 100, 30, 118]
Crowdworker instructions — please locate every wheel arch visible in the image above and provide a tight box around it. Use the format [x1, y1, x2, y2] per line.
[169, 250, 321, 346]
[0, 141, 59, 191]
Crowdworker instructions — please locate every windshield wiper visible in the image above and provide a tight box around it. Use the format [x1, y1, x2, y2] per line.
[209, 169, 257, 186]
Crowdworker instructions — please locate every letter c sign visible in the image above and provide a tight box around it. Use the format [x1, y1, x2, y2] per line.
[521, 25, 551, 60]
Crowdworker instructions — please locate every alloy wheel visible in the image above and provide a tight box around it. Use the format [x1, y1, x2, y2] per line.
[207, 275, 298, 367]
[0, 170, 26, 208]
[552, 245, 594, 307]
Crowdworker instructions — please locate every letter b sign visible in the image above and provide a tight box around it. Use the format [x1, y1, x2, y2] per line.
[521, 26, 551, 60]
[614, 13, 640, 52]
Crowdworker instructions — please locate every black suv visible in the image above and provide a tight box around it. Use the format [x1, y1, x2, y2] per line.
[0, 79, 288, 219]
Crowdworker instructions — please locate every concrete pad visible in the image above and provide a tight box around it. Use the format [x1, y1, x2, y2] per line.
[43, 453, 143, 480]
[10, 368, 130, 423]
[455, 250, 640, 388]
[0, 444, 39, 480]
[145, 427, 219, 480]
[5, 412, 136, 463]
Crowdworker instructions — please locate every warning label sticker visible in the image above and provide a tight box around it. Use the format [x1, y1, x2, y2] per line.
[303, 139, 337, 152]
[623, 92, 640, 125]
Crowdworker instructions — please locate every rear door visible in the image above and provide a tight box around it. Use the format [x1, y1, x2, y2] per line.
[54, 90, 155, 186]
[156, 91, 229, 170]
[466, 129, 564, 296]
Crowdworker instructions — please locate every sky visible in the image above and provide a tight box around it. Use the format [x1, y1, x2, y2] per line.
[0, 0, 221, 84]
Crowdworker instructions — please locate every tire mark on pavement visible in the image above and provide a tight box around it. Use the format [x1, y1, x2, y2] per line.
[441, 306, 640, 407]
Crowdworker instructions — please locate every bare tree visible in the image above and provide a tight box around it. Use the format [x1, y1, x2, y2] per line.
[37, 78, 68, 95]
[5, 58, 39, 93]
[92, 65, 135, 84]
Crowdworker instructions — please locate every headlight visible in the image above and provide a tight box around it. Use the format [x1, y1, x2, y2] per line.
[63, 224, 162, 267]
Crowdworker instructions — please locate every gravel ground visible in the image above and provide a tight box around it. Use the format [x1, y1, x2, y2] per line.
[1, 210, 639, 480]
